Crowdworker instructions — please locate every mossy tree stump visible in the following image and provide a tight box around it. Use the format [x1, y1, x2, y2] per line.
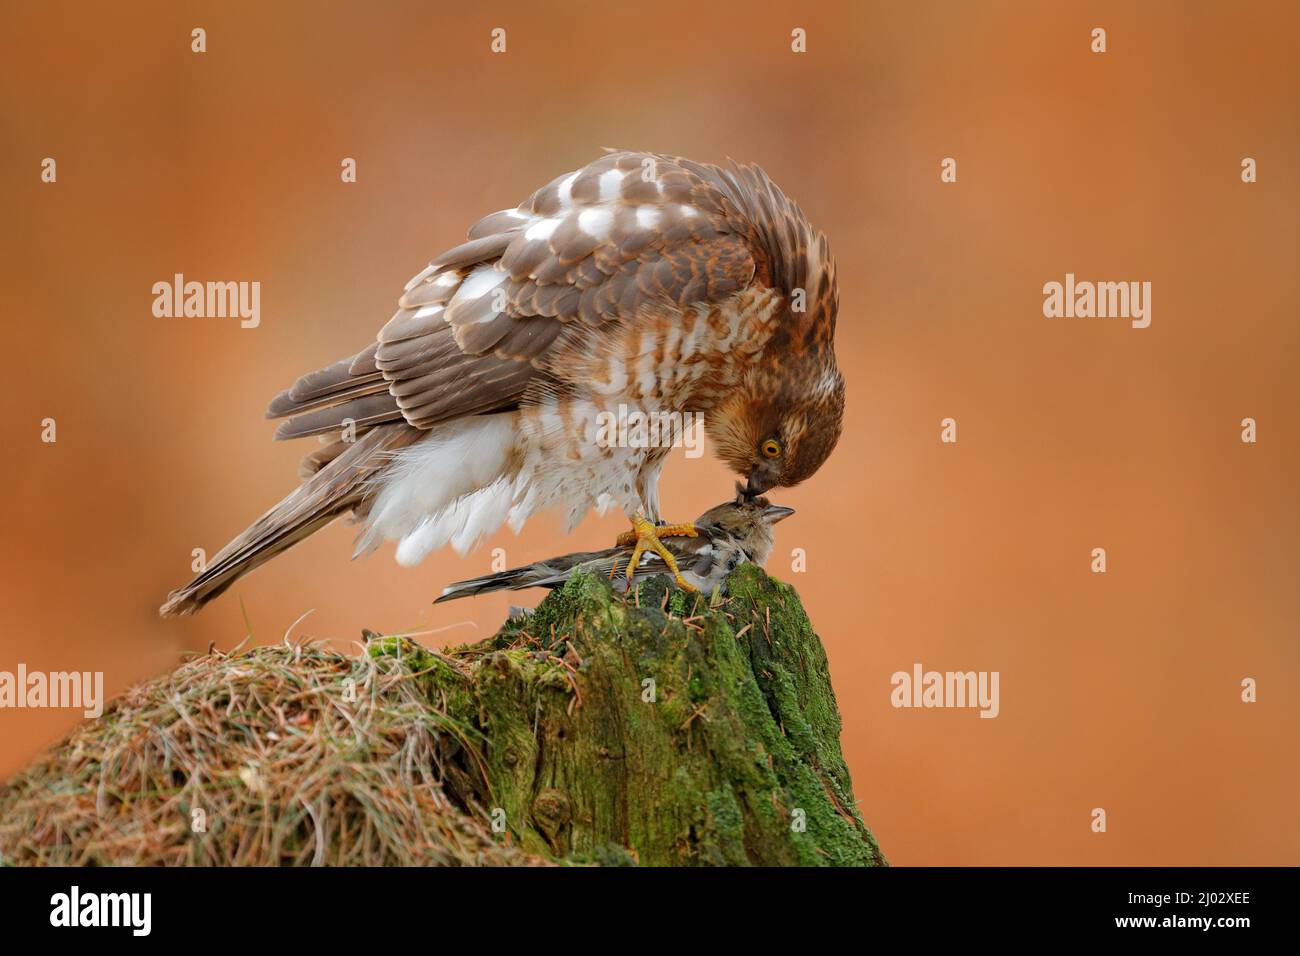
[376, 564, 885, 866]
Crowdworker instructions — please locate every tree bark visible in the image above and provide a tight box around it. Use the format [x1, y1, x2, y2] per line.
[379, 564, 886, 866]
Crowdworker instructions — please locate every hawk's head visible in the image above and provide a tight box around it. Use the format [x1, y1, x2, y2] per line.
[706, 362, 845, 496]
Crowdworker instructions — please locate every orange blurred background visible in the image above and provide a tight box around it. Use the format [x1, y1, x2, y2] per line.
[2, 0, 1297, 864]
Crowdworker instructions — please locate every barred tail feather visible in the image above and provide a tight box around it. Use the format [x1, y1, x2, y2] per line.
[159, 426, 414, 617]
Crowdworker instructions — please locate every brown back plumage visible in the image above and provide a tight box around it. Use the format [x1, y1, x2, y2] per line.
[261, 150, 835, 446]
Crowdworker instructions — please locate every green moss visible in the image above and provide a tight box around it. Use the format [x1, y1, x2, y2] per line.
[365, 633, 442, 673]
[419, 566, 884, 867]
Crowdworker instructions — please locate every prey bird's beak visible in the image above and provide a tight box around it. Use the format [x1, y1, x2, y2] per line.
[762, 504, 795, 523]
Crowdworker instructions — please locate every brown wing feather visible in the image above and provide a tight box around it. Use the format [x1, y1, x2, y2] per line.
[264, 150, 828, 458]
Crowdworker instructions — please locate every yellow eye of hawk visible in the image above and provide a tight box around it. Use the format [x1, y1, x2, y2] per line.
[761, 439, 782, 459]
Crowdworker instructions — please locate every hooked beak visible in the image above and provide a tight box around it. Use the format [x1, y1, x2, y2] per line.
[744, 473, 774, 497]
[762, 504, 795, 523]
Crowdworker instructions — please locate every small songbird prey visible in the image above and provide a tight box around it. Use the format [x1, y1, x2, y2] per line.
[161, 150, 843, 616]
[435, 496, 794, 603]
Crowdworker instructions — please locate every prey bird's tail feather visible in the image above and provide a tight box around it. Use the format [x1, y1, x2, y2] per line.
[159, 426, 416, 617]
[435, 547, 628, 603]
[433, 566, 562, 603]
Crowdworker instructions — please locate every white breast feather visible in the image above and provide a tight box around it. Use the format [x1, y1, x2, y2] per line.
[360, 414, 516, 562]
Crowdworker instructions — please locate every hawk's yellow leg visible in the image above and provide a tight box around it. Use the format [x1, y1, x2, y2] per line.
[614, 514, 699, 591]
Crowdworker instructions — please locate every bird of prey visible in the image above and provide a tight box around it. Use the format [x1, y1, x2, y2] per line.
[160, 149, 843, 616]
[435, 495, 794, 603]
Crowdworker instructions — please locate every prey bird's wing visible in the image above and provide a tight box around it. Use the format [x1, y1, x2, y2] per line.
[435, 526, 720, 603]
[574, 533, 721, 584]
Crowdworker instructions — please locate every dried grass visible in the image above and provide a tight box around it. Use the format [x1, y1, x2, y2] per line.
[0, 636, 547, 866]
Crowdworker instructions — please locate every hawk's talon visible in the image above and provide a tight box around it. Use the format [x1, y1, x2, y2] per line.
[619, 514, 699, 591]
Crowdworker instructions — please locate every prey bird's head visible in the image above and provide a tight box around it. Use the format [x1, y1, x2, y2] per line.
[694, 493, 795, 567]
[706, 361, 845, 496]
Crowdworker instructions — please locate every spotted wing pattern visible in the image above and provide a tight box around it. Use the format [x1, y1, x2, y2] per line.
[266, 150, 832, 449]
